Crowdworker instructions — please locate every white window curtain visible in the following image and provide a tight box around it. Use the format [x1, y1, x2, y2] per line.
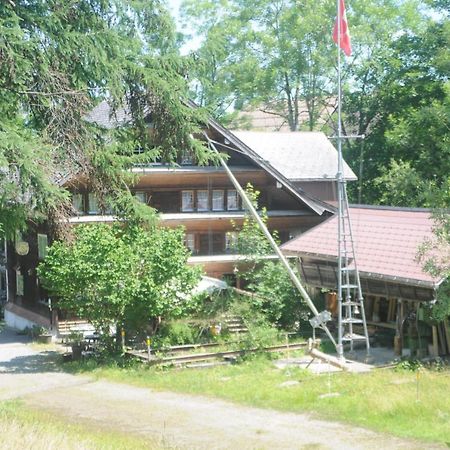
[212, 190, 224, 211]
[197, 190, 209, 211]
[181, 191, 194, 212]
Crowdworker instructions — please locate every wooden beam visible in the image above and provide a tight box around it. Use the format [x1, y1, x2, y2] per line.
[444, 319, 450, 355]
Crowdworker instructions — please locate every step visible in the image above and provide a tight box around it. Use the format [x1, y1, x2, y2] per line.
[227, 327, 248, 333]
[342, 333, 368, 342]
[342, 318, 364, 324]
[342, 301, 360, 307]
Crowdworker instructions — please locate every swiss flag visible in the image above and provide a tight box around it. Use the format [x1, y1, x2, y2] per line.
[333, 0, 352, 57]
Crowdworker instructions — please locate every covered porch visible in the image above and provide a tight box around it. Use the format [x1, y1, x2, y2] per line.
[282, 205, 448, 357]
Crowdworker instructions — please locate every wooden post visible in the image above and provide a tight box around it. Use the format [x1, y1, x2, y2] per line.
[444, 319, 450, 355]
[431, 326, 439, 357]
[365, 295, 374, 321]
[309, 348, 349, 371]
[394, 299, 403, 356]
[372, 296, 380, 322]
[326, 292, 338, 317]
[437, 323, 447, 355]
[388, 298, 397, 322]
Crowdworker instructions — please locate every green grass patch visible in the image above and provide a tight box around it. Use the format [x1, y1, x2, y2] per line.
[0, 399, 169, 449]
[65, 355, 450, 445]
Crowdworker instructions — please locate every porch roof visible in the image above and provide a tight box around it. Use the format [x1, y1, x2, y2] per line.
[282, 205, 446, 288]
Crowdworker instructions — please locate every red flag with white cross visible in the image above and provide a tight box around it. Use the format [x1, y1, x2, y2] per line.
[333, 0, 352, 57]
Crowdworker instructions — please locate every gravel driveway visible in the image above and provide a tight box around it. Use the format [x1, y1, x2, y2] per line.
[0, 325, 444, 450]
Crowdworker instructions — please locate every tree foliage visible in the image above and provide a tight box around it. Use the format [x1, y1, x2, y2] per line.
[179, 0, 450, 208]
[181, 0, 424, 133]
[37, 224, 202, 334]
[182, 0, 337, 130]
[0, 1, 215, 237]
[418, 208, 450, 321]
[346, 10, 450, 205]
[232, 184, 274, 256]
[233, 184, 309, 329]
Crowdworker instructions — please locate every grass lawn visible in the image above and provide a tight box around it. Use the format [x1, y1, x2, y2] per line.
[65, 355, 450, 446]
[0, 399, 168, 450]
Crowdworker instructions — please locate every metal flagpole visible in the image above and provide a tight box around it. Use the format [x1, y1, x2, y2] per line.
[333, 1, 371, 360]
[336, 0, 344, 360]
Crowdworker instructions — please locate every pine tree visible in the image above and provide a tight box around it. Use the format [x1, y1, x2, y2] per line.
[0, 1, 214, 237]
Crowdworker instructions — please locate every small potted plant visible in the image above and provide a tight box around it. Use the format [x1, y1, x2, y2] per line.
[31, 326, 53, 344]
[68, 331, 84, 360]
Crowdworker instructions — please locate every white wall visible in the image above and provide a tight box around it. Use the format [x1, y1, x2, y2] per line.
[4, 309, 39, 331]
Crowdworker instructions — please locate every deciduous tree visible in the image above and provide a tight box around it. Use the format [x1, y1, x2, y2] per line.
[38, 224, 202, 335]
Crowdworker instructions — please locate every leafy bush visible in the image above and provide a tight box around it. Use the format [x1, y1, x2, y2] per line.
[157, 321, 196, 346]
[238, 323, 280, 352]
[243, 261, 310, 329]
[395, 359, 423, 372]
[38, 224, 202, 340]
[232, 185, 310, 330]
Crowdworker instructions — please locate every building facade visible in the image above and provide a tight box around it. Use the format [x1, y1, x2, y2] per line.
[4, 101, 352, 330]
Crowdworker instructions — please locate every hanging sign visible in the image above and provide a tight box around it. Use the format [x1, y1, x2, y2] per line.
[16, 241, 29, 256]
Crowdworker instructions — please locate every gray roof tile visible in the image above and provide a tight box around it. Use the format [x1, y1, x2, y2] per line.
[231, 131, 357, 181]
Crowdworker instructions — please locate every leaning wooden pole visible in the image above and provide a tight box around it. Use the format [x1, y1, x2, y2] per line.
[205, 134, 337, 349]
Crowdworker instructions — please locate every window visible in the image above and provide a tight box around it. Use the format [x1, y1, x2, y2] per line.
[184, 233, 196, 254]
[199, 233, 224, 254]
[197, 190, 209, 212]
[212, 233, 225, 253]
[181, 190, 194, 212]
[134, 191, 146, 203]
[88, 193, 99, 214]
[72, 193, 84, 213]
[37, 234, 48, 260]
[225, 232, 238, 253]
[212, 190, 224, 211]
[227, 189, 239, 211]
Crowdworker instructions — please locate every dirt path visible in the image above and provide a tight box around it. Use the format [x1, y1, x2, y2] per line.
[0, 326, 444, 450]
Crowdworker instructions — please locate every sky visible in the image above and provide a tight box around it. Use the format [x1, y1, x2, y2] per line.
[167, 0, 202, 54]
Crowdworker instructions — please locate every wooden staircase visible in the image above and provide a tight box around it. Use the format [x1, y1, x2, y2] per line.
[222, 315, 248, 335]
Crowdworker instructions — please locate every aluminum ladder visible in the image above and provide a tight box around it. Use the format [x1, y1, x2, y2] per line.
[337, 182, 370, 358]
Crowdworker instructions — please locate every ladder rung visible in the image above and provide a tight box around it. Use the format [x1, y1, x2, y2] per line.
[341, 267, 355, 272]
[342, 301, 360, 306]
[342, 333, 367, 342]
[342, 318, 363, 324]
[341, 284, 358, 289]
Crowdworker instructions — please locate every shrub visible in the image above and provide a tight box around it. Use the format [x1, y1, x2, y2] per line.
[38, 224, 202, 341]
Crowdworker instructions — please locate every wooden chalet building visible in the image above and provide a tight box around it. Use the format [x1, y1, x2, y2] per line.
[4, 100, 357, 331]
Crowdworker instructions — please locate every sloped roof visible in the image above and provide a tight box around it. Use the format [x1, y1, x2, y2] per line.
[282, 206, 444, 287]
[229, 100, 335, 132]
[85, 100, 334, 215]
[231, 131, 357, 182]
[86, 101, 130, 129]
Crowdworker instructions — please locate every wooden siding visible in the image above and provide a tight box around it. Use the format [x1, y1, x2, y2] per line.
[132, 169, 269, 189]
[297, 257, 435, 302]
[293, 180, 338, 203]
